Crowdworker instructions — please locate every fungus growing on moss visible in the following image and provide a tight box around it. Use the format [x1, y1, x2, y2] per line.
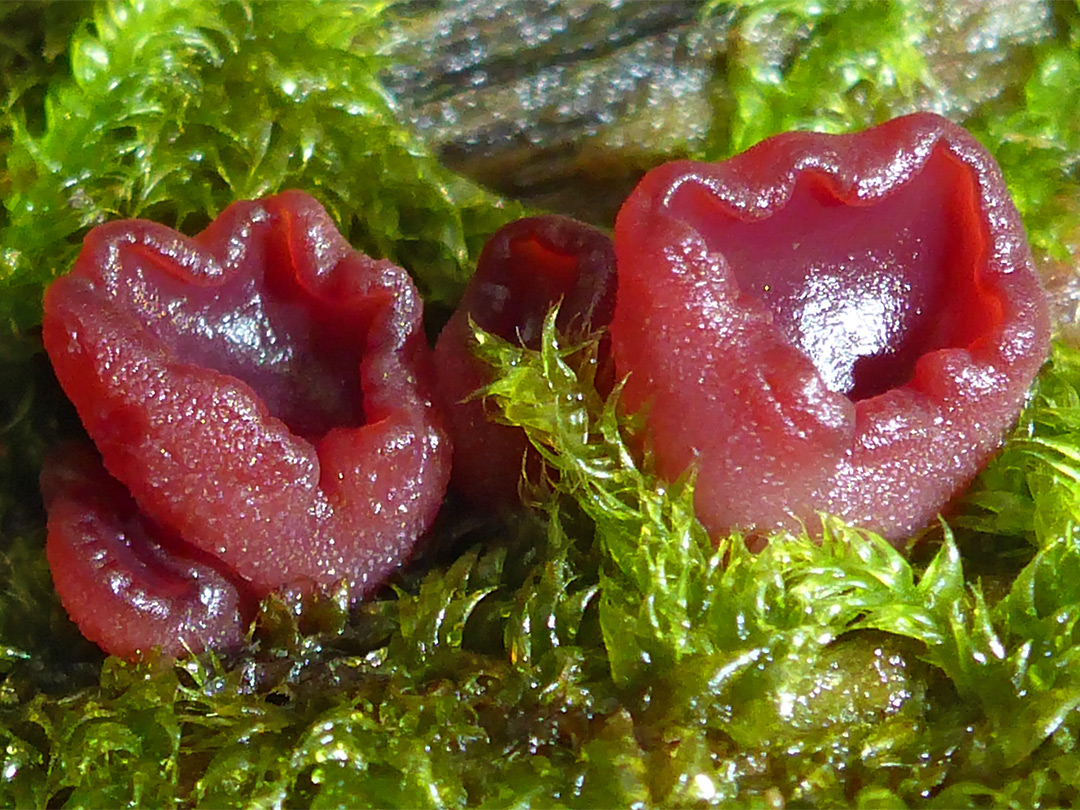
[42, 191, 450, 658]
[434, 215, 616, 507]
[610, 112, 1050, 543]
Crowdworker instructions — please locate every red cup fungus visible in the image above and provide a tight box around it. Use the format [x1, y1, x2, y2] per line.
[42, 191, 450, 658]
[610, 112, 1050, 544]
[39, 113, 1053, 656]
[434, 215, 616, 507]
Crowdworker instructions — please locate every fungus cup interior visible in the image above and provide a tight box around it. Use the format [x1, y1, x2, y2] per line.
[670, 146, 1005, 401]
[483, 233, 601, 345]
[120, 214, 374, 442]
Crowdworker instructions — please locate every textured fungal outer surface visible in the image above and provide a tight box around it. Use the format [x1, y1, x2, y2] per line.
[434, 215, 616, 507]
[42, 190, 450, 659]
[610, 112, 1050, 544]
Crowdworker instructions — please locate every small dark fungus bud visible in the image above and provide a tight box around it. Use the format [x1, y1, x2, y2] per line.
[610, 112, 1050, 544]
[42, 191, 451, 658]
[434, 215, 617, 507]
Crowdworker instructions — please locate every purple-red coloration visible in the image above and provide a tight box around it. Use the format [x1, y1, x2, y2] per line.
[42, 191, 450, 658]
[42, 444, 251, 660]
[611, 113, 1050, 543]
[434, 215, 616, 506]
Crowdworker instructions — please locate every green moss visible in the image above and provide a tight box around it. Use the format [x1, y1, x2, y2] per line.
[475, 314, 1080, 806]
[708, 0, 938, 155]
[966, 4, 1080, 263]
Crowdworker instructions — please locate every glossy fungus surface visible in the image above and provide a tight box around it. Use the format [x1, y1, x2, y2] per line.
[434, 215, 616, 506]
[42, 191, 450, 658]
[611, 112, 1050, 543]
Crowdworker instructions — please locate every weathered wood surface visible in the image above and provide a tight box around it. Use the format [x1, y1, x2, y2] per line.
[382, 0, 1055, 229]
[383, 0, 726, 226]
